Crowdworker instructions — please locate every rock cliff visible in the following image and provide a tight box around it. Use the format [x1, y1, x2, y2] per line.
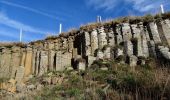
[0, 14, 170, 82]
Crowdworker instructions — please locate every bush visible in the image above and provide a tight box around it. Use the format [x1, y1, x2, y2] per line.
[0, 77, 9, 83]
[129, 16, 143, 24]
[80, 23, 102, 31]
[162, 12, 170, 19]
[45, 35, 58, 40]
[143, 14, 155, 23]
[66, 88, 82, 97]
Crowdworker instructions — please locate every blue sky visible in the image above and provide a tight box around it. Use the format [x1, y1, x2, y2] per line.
[0, 0, 170, 42]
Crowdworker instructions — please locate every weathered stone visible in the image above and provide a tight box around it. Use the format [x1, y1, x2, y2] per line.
[54, 39, 60, 50]
[77, 60, 86, 71]
[100, 67, 108, 71]
[103, 46, 111, 59]
[20, 49, 26, 67]
[55, 51, 72, 71]
[91, 29, 98, 56]
[124, 41, 133, 56]
[72, 48, 78, 58]
[8, 79, 16, 85]
[98, 27, 107, 49]
[43, 42, 48, 50]
[11, 47, 21, 79]
[97, 50, 104, 60]
[66, 67, 74, 71]
[47, 42, 55, 50]
[148, 22, 161, 43]
[39, 51, 48, 76]
[157, 19, 170, 47]
[31, 48, 36, 74]
[35, 51, 40, 75]
[0, 48, 12, 78]
[128, 55, 138, 67]
[158, 46, 170, 60]
[144, 26, 151, 41]
[141, 30, 149, 58]
[136, 38, 143, 57]
[87, 56, 96, 67]
[68, 36, 74, 53]
[107, 29, 115, 47]
[15, 66, 25, 83]
[83, 32, 91, 56]
[48, 50, 55, 71]
[24, 47, 33, 77]
[26, 84, 36, 91]
[42, 77, 51, 85]
[115, 48, 124, 58]
[121, 23, 132, 41]
[16, 83, 26, 93]
[131, 24, 141, 39]
[148, 40, 157, 58]
[61, 38, 68, 50]
[115, 25, 123, 44]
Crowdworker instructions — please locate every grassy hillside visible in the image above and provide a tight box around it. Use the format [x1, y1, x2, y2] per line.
[31, 59, 170, 100]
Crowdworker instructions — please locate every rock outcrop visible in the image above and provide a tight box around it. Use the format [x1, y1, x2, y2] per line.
[0, 17, 170, 81]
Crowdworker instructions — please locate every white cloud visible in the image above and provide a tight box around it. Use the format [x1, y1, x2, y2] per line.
[86, 0, 118, 10]
[126, 0, 167, 12]
[0, 12, 52, 34]
[0, 0, 64, 21]
[86, 0, 170, 13]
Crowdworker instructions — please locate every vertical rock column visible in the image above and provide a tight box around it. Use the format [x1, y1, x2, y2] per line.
[35, 50, 40, 75]
[124, 41, 133, 56]
[48, 42, 55, 71]
[107, 28, 115, 47]
[131, 24, 143, 57]
[24, 46, 33, 77]
[68, 36, 74, 53]
[11, 47, 21, 78]
[131, 24, 141, 39]
[98, 27, 107, 49]
[90, 29, 98, 56]
[55, 51, 72, 71]
[158, 19, 170, 46]
[121, 23, 132, 41]
[31, 48, 37, 75]
[83, 32, 91, 56]
[0, 48, 12, 78]
[15, 66, 25, 83]
[148, 22, 162, 44]
[139, 23, 149, 58]
[115, 24, 123, 45]
[39, 51, 48, 76]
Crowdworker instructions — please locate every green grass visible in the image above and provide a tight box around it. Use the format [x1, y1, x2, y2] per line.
[30, 60, 170, 100]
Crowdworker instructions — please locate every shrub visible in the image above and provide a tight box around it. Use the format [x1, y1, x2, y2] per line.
[162, 12, 170, 19]
[59, 32, 69, 38]
[155, 14, 162, 22]
[45, 35, 58, 40]
[66, 88, 82, 97]
[143, 14, 155, 23]
[129, 16, 143, 24]
[0, 77, 9, 83]
[0, 42, 26, 48]
[116, 55, 125, 62]
[80, 23, 102, 31]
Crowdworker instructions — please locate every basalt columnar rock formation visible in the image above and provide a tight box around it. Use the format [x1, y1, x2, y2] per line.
[0, 14, 170, 82]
